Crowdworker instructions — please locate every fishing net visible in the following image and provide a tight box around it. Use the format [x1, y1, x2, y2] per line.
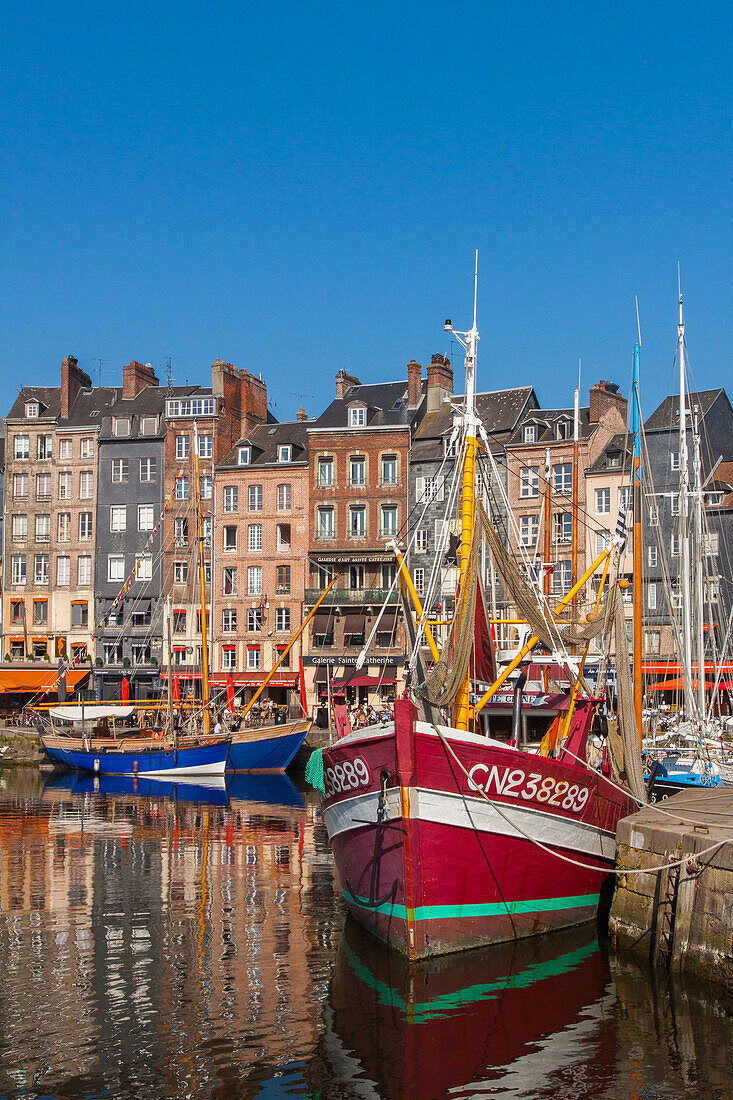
[304, 747, 326, 795]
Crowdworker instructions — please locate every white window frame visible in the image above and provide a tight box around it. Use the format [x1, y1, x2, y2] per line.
[348, 406, 366, 427]
[110, 505, 127, 533]
[108, 554, 125, 582]
[248, 524, 262, 551]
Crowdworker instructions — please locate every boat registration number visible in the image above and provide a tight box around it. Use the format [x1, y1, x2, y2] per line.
[467, 763, 590, 813]
[324, 757, 371, 796]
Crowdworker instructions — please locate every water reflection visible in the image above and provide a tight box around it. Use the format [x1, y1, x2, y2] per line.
[0, 772, 731, 1100]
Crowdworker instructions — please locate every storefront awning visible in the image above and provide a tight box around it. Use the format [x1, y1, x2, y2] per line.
[344, 613, 366, 634]
[0, 667, 90, 693]
[312, 612, 334, 632]
[209, 673, 297, 688]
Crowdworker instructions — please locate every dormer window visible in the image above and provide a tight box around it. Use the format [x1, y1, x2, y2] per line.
[25, 402, 39, 419]
[706, 491, 723, 506]
[237, 446, 251, 465]
[607, 452, 622, 469]
[444, 437, 458, 458]
[556, 420, 571, 440]
[348, 405, 367, 428]
[113, 417, 130, 437]
[140, 416, 157, 436]
[523, 424, 536, 444]
[278, 444, 292, 463]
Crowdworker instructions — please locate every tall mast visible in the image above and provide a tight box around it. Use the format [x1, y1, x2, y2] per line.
[692, 407, 706, 724]
[570, 366, 580, 624]
[543, 449, 552, 597]
[445, 251, 480, 731]
[631, 336, 643, 748]
[193, 422, 211, 736]
[677, 278, 695, 719]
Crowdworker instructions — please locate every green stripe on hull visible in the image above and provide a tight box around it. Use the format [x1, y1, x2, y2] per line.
[343, 888, 600, 921]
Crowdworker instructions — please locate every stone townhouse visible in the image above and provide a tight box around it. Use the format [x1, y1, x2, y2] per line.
[162, 360, 268, 699]
[213, 416, 309, 707]
[639, 388, 733, 678]
[408, 356, 538, 653]
[304, 366, 427, 705]
[93, 362, 168, 700]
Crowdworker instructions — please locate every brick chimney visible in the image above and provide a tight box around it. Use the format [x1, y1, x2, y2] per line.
[296, 407, 308, 422]
[335, 370, 362, 400]
[407, 360, 422, 408]
[122, 361, 159, 400]
[60, 355, 92, 419]
[589, 380, 627, 426]
[211, 358, 268, 458]
[426, 353, 454, 415]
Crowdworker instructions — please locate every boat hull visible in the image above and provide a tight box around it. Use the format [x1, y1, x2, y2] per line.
[227, 719, 310, 772]
[320, 700, 635, 959]
[41, 736, 229, 777]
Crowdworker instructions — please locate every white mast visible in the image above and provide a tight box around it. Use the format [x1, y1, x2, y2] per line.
[677, 275, 695, 719]
[692, 407, 706, 725]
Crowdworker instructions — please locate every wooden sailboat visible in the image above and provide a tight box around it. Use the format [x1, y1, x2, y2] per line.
[312, 255, 640, 958]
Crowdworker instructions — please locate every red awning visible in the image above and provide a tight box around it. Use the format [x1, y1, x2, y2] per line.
[642, 661, 733, 673]
[209, 673, 297, 688]
[648, 676, 733, 692]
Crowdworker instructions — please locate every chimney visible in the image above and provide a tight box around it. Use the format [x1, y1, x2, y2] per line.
[211, 358, 268, 457]
[60, 355, 92, 419]
[407, 360, 422, 408]
[335, 370, 362, 400]
[426, 353, 454, 415]
[589, 379, 627, 425]
[296, 407, 308, 422]
[122, 361, 159, 400]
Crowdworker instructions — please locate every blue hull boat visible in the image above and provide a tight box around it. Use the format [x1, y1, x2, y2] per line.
[41, 736, 230, 777]
[227, 718, 310, 772]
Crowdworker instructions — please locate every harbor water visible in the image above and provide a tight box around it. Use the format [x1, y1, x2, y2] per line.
[0, 769, 731, 1100]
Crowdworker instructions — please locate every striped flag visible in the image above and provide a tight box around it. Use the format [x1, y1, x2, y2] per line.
[613, 505, 627, 551]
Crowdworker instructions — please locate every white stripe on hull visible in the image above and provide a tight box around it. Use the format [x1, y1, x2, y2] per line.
[132, 759, 227, 777]
[322, 786, 616, 862]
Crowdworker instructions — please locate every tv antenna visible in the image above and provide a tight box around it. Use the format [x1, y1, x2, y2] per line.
[92, 358, 111, 387]
[164, 356, 174, 395]
[289, 391, 313, 407]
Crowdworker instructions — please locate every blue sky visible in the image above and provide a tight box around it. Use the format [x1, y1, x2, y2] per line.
[1, 1, 730, 422]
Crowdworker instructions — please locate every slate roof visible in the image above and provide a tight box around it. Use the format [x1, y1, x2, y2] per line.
[6, 387, 62, 421]
[218, 419, 310, 468]
[645, 389, 727, 431]
[414, 386, 537, 443]
[505, 406, 596, 446]
[310, 379, 426, 430]
[586, 432, 633, 475]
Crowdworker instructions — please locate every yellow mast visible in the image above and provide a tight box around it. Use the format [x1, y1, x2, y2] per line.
[193, 423, 211, 737]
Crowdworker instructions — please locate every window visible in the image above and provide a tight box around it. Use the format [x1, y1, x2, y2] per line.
[553, 512, 572, 544]
[348, 406, 366, 427]
[607, 452, 622, 469]
[318, 457, 334, 486]
[277, 483, 291, 511]
[414, 567, 425, 596]
[35, 514, 50, 542]
[556, 420, 571, 440]
[25, 402, 39, 418]
[220, 525, 236, 552]
[278, 444, 291, 463]
[248, 484, 263, 511]
[520, 467, 539, 498]
[523, 424, 536, 444]
[277, 523, 291, 551]
[80, 438, 93, 459]
[706, 580, 720, 604]
[131, 642, 151, 664]
[670, 452, 680, 471]
[416, 528, 428, 552]
[173, 610, 187, 634]
[349, 564, 365, 590]
[595, 488, 611, 515]
[648, 546, 658, 568]
[203, 516, 212, 547]
[78, 556, 92, 586]
[79, 471, 93, 499]
[131, 608, 152, 632]
[415, 475, 444, 504]
[171, 646, 187, 666]
[317, 506, 334, 537]
[136, 554, 152, 582]
[176, 435, 190, 459]
[350, 455, 366, 486]
[140, 457, 157, 482]
[553, 464, 572, 494]
[595, 529, 611, 554]
[13, 474, 28, 499]
[249, 524, 262, 551]
[11, 515, 27, 542]
[79, 512, 93, 540]
[106, 606, 124, 628]
[671, 533, 680, 557]
[166, 397, 216, 418]
[175, 517, 189, 546]
[112, 459, 128, 483]
[224, 486, 238, 512]
[222, 608, 237, 633]
[108, 554, 125, 582]
[223, 566, 237, 595]
[276, 645, 291, 669]
[11, 556, 26, 585]
[382, 562, 397, 588]
[176, 475, 189, 500]
[381, 505, 397, 536]
[519, 515, 538, 547]
[36, 473, 51, 500]
[644, 629, 661, 654]
[35, 554, 50, 585]
[57, 512, 70, 542]
[10, 599, 24, 623]
[349, 505, 366, 537]
[140, 416, 157, 435]
[277, 565, 291, 593]
[174, 561, 189, 585]
[275, 608, 290, 632]
[136, 505, 154, 532]
[247, 608, 262, 632]
[200, 475, 212, 499]
[105, 643, 123, 664]
[647, 583, 657, 610]
[113, 418, 130, 437]
[248, 566, 262, 595]
[237, 446, 250, 465]
[247, 645, 262, 670]
[198, 434, 213, 458]
[317, 564, 334, 589]
[381, 455, 398, 485]
[110, 505, 127, 532]
[704, 532, 719, 556]
[71, 602, 88, 628]
[33, 600, 48, 625]
[222, 645, 237, 670]
[552, 560, 571, 593]
[619, 486, 631, 513]
[37, 435, 52, 459]
[14, 435, 29, 459]
[671, 495, 680, 516]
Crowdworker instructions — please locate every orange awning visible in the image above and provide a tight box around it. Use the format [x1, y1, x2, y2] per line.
[0, 668, 90, 693]
[647, 676, 715, 692]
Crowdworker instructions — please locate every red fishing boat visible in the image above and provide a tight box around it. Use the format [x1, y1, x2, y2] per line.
[312, 255, 642, 958]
